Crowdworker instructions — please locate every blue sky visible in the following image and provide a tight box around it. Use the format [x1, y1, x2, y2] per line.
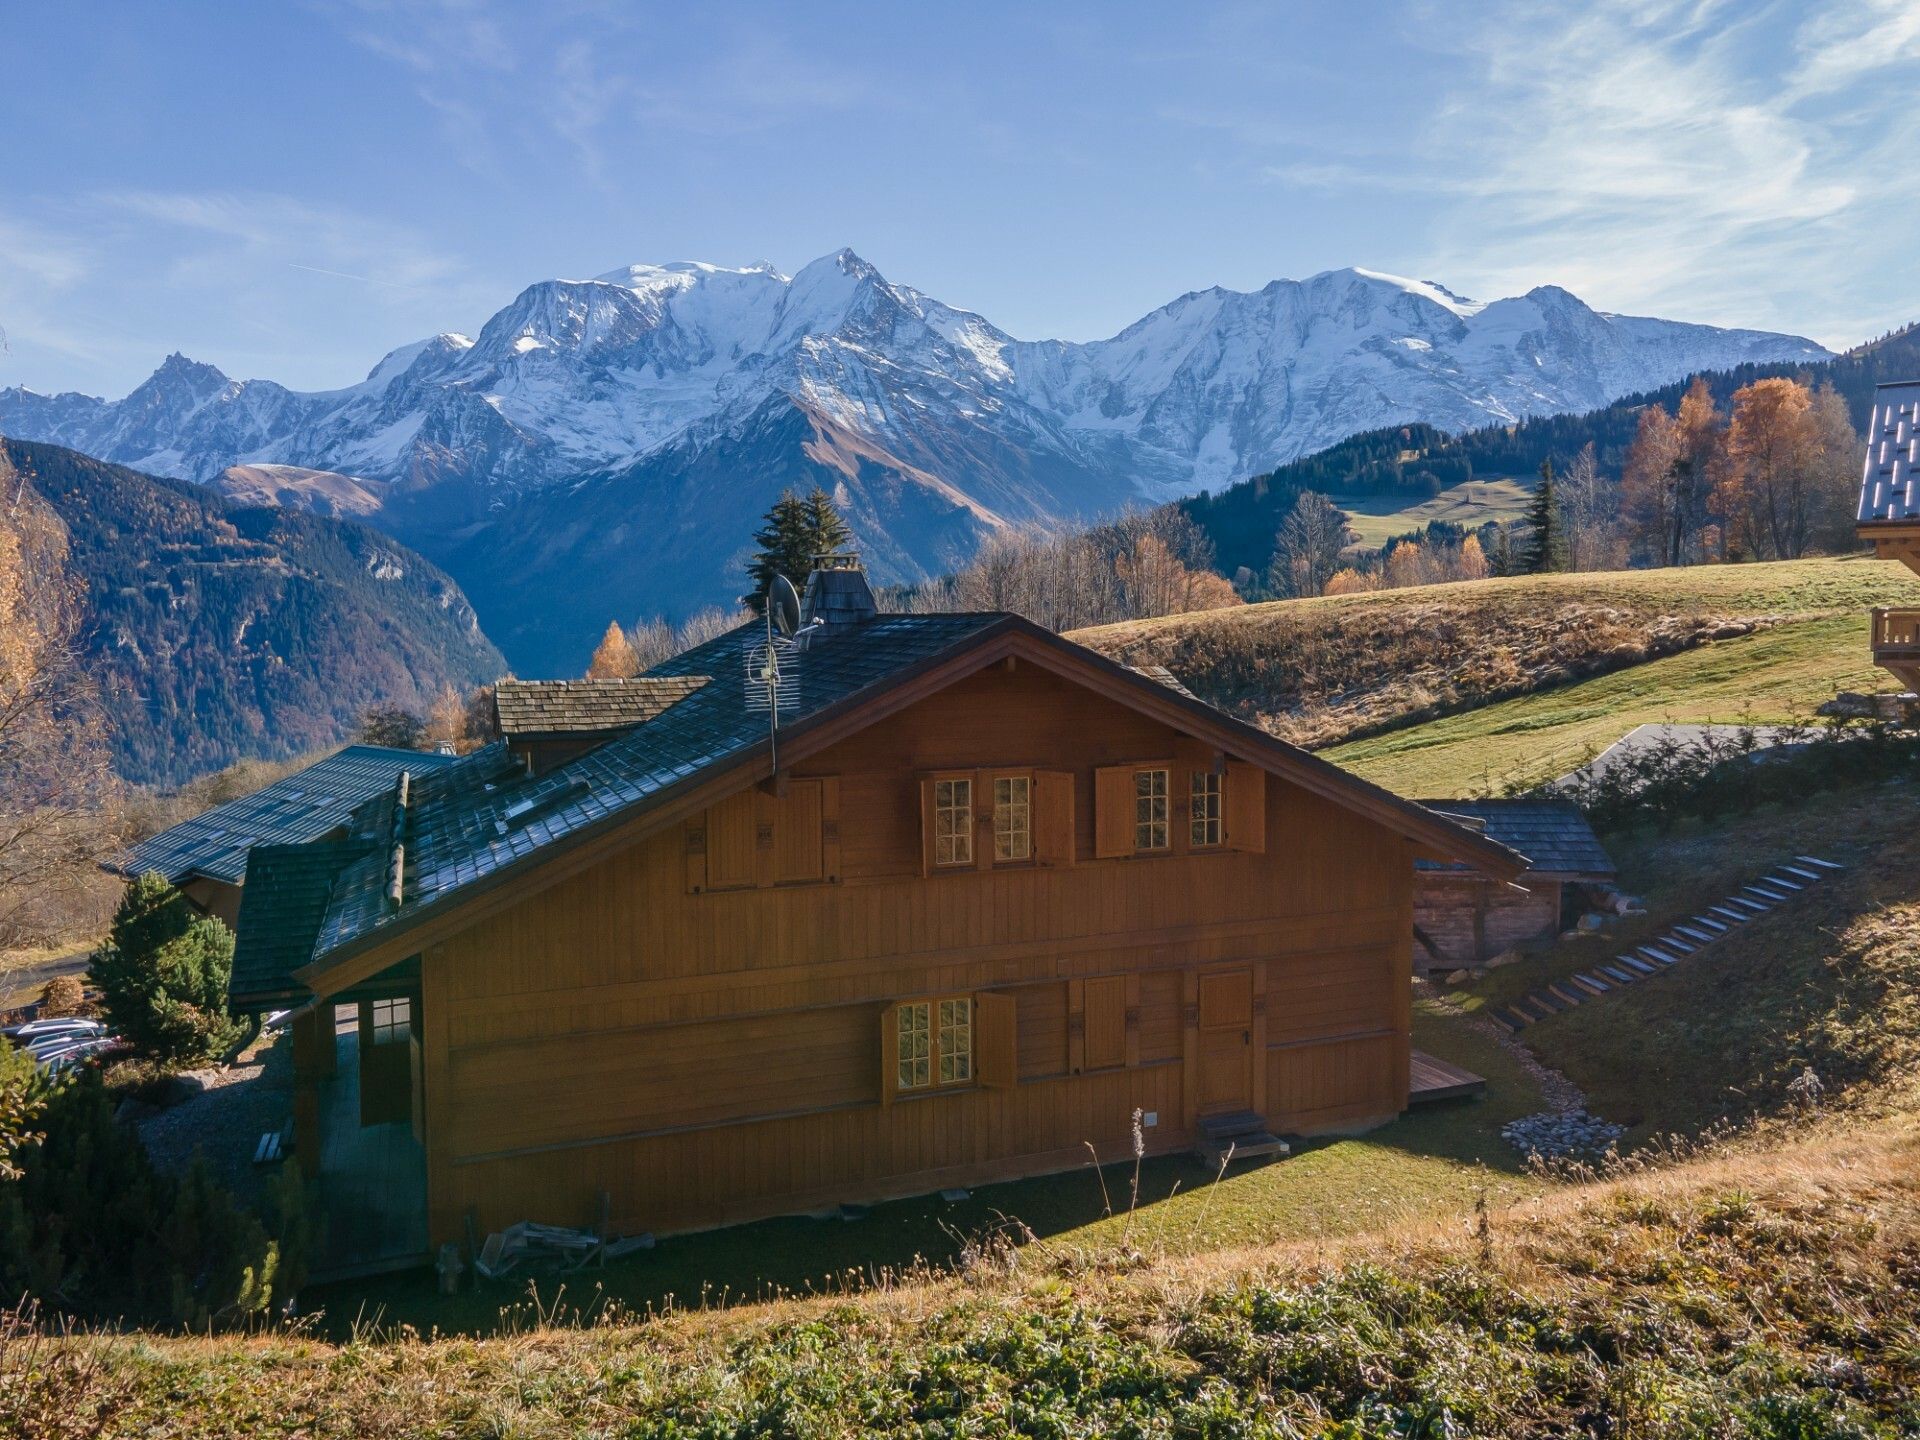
[4, 0, 1916, 397]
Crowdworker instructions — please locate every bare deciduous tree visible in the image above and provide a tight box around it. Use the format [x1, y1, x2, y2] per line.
[1268, 491, 1350, 598]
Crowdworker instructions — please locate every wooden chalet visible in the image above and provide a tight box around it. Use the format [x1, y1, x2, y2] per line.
[1411, 799, 1615, 972]
[230, 560, 1522, 1273]
[1859, 381, 1920, 686]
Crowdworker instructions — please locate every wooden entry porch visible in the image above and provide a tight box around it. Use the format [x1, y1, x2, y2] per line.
[310, 1005, 430, 1281]
[1407, 1049, 1486, 1105]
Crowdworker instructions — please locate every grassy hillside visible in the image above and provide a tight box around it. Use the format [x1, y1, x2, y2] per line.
[1072, 557, 1920, 796]
[1333, 476, 1534, 552]
[15, 1129, 1920, 1435]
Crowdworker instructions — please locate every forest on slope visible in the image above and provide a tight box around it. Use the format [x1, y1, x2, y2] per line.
[2, 438, 505, 784]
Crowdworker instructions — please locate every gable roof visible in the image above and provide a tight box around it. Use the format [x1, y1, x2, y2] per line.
[1857, 381, 1920, 524]
[231, 841, 375, 1005]
[115, 744, 457, 887]
[229, 612, 1525, 1007]
[1414, 798, 1614, 878]
[493, 676, 710, 737]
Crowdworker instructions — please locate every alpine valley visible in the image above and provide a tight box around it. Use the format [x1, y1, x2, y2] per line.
[0, 250, 1829, 674]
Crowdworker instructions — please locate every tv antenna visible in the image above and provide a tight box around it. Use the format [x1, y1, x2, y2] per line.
[746, 573, 814, 773]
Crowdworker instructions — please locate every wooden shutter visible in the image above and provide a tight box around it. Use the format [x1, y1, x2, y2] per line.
[1083, 975, 1127, 1071]
[1094, 765, 1135, 859]
[880, 1004, 899, 1106]
[820, 776, 841, 883]
[706, 790, 759, 889]
[976, 991, 1017, 1088]
[769, 779, 824, 884]
[1225, 761, 1266, 853]
[1034, 770, 1076, 867]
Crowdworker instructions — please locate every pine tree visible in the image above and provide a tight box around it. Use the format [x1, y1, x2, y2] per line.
[585, 621, 640, 679]
[93, 873, 241, 1066]
[1523, 458, 1570, 573]
[747, 488, 852, 610]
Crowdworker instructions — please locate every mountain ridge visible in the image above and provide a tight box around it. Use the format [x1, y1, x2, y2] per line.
[0, 252, 1829, 672]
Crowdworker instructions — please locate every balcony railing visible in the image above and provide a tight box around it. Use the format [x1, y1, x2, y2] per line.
[1871, 607, 1920, 661]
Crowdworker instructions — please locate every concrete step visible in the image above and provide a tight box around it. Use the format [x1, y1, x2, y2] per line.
[1795, 855, 1843, 870]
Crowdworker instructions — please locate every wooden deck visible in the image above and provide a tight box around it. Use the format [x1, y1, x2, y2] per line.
[312, 1010, 429, 1281]
[1407, 1048, 1486, 1105]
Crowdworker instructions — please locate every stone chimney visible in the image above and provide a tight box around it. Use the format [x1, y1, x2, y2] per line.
[800, 553, 877, 632]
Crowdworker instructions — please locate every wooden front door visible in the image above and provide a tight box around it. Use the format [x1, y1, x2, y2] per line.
[1196, 969, 1254, 1114]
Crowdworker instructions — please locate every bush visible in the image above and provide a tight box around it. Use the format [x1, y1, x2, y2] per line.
[1545, 716, 1920, 834]
[0, 1042, 46, 1181]
[36, 976, 84, 1018]
[0, 1070, 292, 1328]
[91, 874, 241, 1066]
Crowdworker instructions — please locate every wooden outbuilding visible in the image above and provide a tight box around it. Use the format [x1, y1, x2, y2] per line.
[231, 561, 1521, 1272]
[1411, 799, 1615, 972]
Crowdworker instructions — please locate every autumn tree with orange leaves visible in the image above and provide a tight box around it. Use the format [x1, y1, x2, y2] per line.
[1715, 379, 1858, 560]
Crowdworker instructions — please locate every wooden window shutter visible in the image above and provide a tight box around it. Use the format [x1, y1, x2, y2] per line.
[770, 779, 824, 885]
[1083, 975, 1127, 1070]
[683, 819, 707, 893]
[1224, 762, 1267, 853]
[919, 777, 937, 877]
[976, 991, 1017, 1088]
[820, 777, 841, 883]
[880, 1004, 899, 1106]
[705, 790, 759, 889]
[1034, 770, 1076, 867]
[1093, 765, 1135, 859]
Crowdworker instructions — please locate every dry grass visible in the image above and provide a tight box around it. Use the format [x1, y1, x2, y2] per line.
[1071, 557, 1919, 771]
[10, 1122, 1918, 1436]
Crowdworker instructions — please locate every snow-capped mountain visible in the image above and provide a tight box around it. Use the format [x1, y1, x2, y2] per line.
[0, 251, 1827, 671]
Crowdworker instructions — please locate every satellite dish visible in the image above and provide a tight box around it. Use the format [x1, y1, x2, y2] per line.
[768, 573, 803, 639]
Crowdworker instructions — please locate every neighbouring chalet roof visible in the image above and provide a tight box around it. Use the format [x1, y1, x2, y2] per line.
[1129, 664, 1201, 701]
[492, 676, 711, 738]
[114, 745, 457, 887]
[232, 841, 374, 1003]
[1857, 381, 1920, 524]
[1413, 799, 1615, 879]
[229, 609, 1526, 1008]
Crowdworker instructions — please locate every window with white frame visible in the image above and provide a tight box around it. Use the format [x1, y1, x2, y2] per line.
[1190, 770, 1223, 848]
[1134, 768, 1169, 851]
[933, 777, 973, 867]
[369, 996, 411, 1045]
[993, 775, 1032, 862]
[895, 996, 974, 1091]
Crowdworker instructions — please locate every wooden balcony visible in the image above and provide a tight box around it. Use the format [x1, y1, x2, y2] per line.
[1871, 607, 1920, 690]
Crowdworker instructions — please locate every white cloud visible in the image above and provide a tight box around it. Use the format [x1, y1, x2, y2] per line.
[1412, 0, 1920, 342]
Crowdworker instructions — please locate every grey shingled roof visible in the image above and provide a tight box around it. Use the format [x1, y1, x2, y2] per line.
[493, 676, 710, 737]
[1858, 381, 1920, 523]
[1414, 799, 1615, 878]
[1129, 664, 1201, 702]
[231, 841, 374, 1004]
[297, 614, 1007, 976]
[116, 745, 457, 887]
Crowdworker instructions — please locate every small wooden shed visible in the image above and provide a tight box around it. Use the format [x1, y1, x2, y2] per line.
[1411, 799, 1615, 972]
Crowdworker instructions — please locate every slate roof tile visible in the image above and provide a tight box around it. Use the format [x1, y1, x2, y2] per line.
[1414, 798, 1615, 878]
[1858, 381, 1920, 524]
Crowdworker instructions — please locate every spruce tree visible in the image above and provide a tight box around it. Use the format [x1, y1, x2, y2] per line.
[1523, 458, 1570, 573]
[747, 487, 852, 610]
[93, 873, 241, 1066]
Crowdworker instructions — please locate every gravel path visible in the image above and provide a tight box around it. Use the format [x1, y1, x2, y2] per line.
[131, 1029, 296, 1210]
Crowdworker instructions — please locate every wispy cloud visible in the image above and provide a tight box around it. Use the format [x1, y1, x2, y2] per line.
[1411, 0, 1920, 341]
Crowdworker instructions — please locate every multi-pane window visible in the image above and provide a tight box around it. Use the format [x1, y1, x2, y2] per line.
[897, 998, 974, 1091]
[938, 998, 973, 1082]
[897, 1002, 932, 1089]
[369, 997, 411, 1045]
[1190, 771, 1223, 848]
[1134, 768, 1169, 851]
[993, 776, 1032, 862]
[933, 778, 973, 867]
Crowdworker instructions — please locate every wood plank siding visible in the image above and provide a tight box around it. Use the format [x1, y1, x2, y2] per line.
[418, 661, 1416, 1243]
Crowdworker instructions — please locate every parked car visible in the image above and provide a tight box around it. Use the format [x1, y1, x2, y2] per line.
[4, 1017, 106, 1043]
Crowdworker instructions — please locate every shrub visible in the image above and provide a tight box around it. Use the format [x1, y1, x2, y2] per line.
[36, 976, 84, 1018]
[91, 874, 241, 1066]
[0, 1069, 290, 1328]
[0, 1042, 45, 1181]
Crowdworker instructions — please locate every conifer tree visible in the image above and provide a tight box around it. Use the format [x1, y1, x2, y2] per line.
[1523, 458, 1570, 573]
[747, 487, 853, 610]
[93, 873, 241, 1065]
